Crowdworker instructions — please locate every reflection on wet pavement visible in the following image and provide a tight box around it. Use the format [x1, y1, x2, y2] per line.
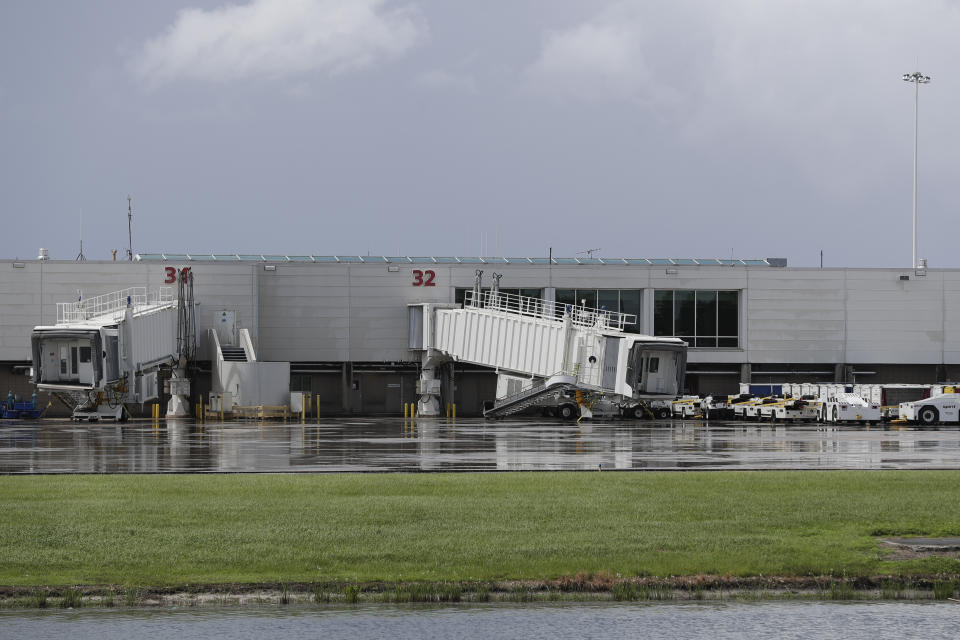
[1, 417, 960, 474]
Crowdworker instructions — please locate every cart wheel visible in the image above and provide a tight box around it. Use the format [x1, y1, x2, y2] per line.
[559, 403, 578, 420]
[918, 406, 939, 426]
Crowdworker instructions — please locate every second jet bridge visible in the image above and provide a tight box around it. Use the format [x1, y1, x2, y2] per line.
[409, 290, 686, 417]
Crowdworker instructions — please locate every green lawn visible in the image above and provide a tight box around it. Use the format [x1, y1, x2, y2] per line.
[1, 471, 959, 588]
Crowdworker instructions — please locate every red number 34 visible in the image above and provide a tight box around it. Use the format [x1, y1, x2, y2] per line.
[412, 269, 436, 286]
[164, 266, 191, 284]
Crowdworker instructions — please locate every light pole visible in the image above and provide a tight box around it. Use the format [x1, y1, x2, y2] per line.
[902, 71, 930, 269]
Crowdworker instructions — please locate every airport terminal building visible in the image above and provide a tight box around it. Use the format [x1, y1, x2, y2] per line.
[2, 253, 958, 415]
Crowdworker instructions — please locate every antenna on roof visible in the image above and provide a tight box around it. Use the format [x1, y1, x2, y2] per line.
[76, 208, 86, 261]
[126, 196, 133, 261]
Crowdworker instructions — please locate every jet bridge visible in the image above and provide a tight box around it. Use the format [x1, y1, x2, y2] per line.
[409, 287, 686, 418]
[31, 286, 181, 420]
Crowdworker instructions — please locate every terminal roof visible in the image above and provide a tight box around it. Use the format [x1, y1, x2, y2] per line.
[135, 254, 783, 267]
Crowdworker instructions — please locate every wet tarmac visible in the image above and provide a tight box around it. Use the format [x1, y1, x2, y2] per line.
[2, 416, 960, 474]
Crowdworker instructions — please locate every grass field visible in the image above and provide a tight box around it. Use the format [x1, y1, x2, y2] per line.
[1, 471, 959, 589]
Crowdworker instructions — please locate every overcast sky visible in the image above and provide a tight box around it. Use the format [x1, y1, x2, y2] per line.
[2, 0, 958, 267]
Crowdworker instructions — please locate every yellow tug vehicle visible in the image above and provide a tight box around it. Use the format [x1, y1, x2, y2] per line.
[671, 395, 703, 418]
[743, 396, 781, 420]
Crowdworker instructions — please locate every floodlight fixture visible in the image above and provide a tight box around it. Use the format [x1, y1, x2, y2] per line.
[902, 70, 931, 269]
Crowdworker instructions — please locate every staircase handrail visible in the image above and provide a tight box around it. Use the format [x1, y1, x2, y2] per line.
[209, 327, 225, 361]
[238, 328, 258, 362]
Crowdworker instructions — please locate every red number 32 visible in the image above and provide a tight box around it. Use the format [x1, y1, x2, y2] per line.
[412, 269, 436, 286]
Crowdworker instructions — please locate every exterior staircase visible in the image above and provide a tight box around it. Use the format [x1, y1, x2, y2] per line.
[220, 345, 247, 362]
[483, 374, 577, 419]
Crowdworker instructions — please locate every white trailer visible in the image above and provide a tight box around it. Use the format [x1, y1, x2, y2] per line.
[899, 393, 960, 425]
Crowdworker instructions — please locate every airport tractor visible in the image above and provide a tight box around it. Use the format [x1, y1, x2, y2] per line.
[820, 393, 881, 425]
[899, 391, 960, 425]
[409, 272, 687, 420]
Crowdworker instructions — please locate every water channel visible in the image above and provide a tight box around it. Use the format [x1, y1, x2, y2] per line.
[2, 602, 958, 639]
[2, 416, 960, 473]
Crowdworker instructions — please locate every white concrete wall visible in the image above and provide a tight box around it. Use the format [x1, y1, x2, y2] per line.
[219, 361, 291, 407]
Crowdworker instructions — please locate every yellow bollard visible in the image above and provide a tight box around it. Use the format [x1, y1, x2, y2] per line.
[452, 403, 456, 419]
[445, 403, 450, 418]
[316, 395, 320, 424]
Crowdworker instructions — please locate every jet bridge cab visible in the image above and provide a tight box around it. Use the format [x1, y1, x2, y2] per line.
[625, 339, 687, 398]
[30, 326, 120, 390]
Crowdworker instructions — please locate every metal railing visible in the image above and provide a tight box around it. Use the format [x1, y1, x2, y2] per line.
[463, 289, 636, 331]
[57, 287, 174, 323]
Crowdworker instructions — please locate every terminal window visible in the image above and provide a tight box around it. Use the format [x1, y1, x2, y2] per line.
[654, 290, 738, 347]
[554, 289, 642, 333]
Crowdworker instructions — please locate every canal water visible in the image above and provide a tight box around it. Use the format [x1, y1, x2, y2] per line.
[1, 602, 958, 639]
[2, 417, 959, 473]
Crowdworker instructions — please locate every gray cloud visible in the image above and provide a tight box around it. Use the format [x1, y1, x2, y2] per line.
[414, 69, 478, 94]
[130, 0, 427, 87]
[3, 0, 959, 267]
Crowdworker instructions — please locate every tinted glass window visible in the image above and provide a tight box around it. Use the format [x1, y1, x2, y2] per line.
[696, 290, 717, 338]
[655, 290, 739, 348]
[620, 289, 641, 332]
[718, 291, 738, 337]
[597, 289, 620, 313]
[674, 290, 695, 336]
[654, 290, 674, 336]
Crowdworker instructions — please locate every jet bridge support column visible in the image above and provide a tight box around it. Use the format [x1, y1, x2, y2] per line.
[167, 357, 191, 418]
[441, 362, 455, 415]
[418, 349, 450, 417]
